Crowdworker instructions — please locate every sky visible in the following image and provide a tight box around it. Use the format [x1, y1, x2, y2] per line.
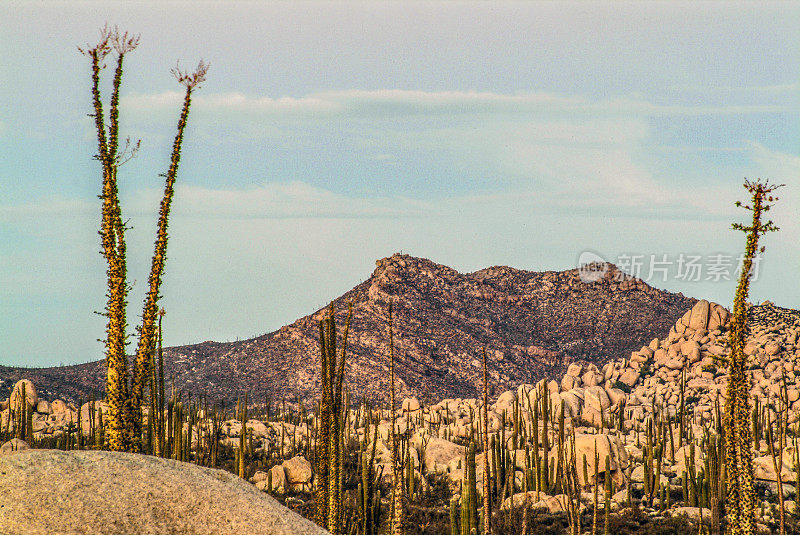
[1, 1, 798, 368]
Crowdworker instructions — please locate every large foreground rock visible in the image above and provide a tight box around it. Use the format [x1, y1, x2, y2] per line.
[0, 450, 327, 535]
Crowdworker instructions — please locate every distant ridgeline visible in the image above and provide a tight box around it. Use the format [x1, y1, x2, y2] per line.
[2, 254, 696, 405]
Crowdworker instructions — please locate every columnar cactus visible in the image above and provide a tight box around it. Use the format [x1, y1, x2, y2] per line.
[481, 348, 492, 535]
[315, 303, 352, 535]
[386, 302, 405, 535]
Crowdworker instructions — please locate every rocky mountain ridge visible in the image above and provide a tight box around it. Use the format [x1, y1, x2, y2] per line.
[1, 253, 696, 405]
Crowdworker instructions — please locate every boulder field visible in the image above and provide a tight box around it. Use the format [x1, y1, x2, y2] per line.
[3, 299, 800, 531]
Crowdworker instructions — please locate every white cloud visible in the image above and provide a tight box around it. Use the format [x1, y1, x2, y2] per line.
[0, 198, 95, 220]
[123, 91, 342, 116]
[0, 183, 433, 223]
[746, 141, 800, 182]
[169, 182, 432, 219]
[120, 89, 793, 120]
[669, 82, 800, 96]
[659, 145, 749, 153]
[111, 88, 796, 221]
[17, 89, 796, 226]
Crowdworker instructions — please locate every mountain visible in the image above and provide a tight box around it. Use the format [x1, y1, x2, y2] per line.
[0, 253, 697, 405]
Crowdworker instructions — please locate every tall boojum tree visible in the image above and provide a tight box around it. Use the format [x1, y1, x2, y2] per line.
[80, 25, 207, 452]
[723, 178, 781, 535]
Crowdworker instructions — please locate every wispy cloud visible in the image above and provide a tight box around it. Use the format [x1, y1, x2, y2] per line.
[669, 82, 800, 96]
[746, 141, 800, 181]
[658, 145, 749, 153]
[122, 89, 794, 120]
[169, 182, 432, 219]
[7, 136, 793, 228]
[123, 91, 342, 116]
[1, 183, 433, 222]
[0, 198, 95, 219]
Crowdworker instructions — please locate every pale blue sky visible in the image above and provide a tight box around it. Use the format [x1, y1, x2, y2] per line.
[1, 1, 799, 367]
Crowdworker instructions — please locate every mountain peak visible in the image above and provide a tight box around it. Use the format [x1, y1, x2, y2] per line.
[2, 254, 698, 404]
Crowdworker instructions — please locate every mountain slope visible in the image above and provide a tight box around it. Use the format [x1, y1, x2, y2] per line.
[1, 253, 697, 404]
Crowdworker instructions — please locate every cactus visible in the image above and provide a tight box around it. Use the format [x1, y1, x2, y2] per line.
[360, 416, 380, 535]
[384, 302, 405, 535]
[604, 456, 611, 535]
[14, 382, 27, 441]
[237, 395, 248, 478]
[644, 419, 654, 505]
[150, 308, 167, 457]
[314, 303, 352, 534]
[405, 442, 415, 500]
[96, 406, 105, 449]
[540, 384, 550, 493]
[469, 443, 478, 533]
[79, 26, 207, 453]
[76, 398, 84, 450]
[679, 368, 686, 448]
[724, 179, 781, 535]
[450, 496, 460, 535]
[556, 404, 566, 493]
[459, 442, 478, 535]
[593, 443, 599, 535]
[481, 348, 492, 535]
[565, 426, 582, 535]
[80, 27, 135, 451]
[767, 410, 786, 535]
[459, 480, 470, 535]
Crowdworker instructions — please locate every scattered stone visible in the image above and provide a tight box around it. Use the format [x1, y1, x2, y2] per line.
[402, 397, 421, 412]
[282, 456, 313, 492]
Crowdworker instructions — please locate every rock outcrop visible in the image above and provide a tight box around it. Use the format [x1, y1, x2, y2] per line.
[0, 450, 327, 535]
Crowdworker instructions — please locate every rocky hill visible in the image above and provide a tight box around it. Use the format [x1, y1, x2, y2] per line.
[0, 253, 696, 405]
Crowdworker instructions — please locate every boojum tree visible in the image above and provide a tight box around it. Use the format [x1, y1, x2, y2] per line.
[80, 26, 208, 452]
[723, 178, 781, 535]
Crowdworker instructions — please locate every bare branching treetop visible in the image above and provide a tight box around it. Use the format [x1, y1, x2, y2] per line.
[78, 24, 139, 60]
[110, 27, 140, 55]
[172, 60, 210, 90]
[732, 179, 783, 239]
